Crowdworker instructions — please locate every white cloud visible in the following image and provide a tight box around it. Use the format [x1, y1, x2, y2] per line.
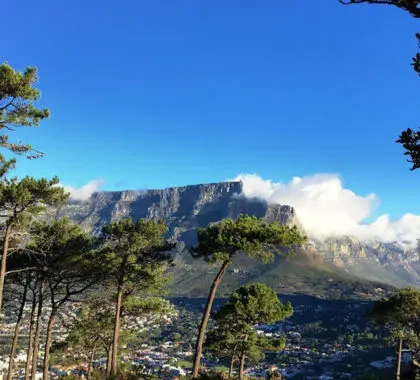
[232, 173, 420, 247]
[61, 179, 105, 201]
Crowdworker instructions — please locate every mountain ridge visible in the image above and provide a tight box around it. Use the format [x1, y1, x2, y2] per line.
[54, 180, 420, 293]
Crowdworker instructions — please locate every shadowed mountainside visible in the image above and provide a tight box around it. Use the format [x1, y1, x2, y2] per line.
[53, 181, 417, 297]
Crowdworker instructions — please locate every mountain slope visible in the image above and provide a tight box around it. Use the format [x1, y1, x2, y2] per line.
[168, 250, 396, 299]
[56, 181, 297, 244]
[54, 180, 417, 296]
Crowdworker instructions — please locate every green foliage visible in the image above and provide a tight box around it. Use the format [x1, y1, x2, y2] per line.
[0, 176, 68, 223]
[267, 373, 283, 380]
[0, 63, 50, 158]
[56, 296, 134, 360]
[99, 218, 174, 373]
[100, 218, 173, 294]
[337, 1, 420, 170]
[191, 214, 306, 264]
[0, 175, 69, 313]
[25, 218, 96, 286]
[207, 283, 292, 369]
[413, 33, 420, 75]
[369, 288, 420, 361]
[0, 154, 15, 179]
[215, 282, 293, 325]
[397, 127, 420, 171]
[197, 371, 228, 380]
[190, 215, 303, 377]
[394, 32, 420, 170]
[123, 295, 172, 319]
[369, 288, 420, 332]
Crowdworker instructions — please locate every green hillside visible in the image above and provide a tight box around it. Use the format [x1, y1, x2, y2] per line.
[168, 250, 396, 300]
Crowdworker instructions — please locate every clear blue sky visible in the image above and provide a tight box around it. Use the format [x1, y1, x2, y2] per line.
[3, 0, 420, 219]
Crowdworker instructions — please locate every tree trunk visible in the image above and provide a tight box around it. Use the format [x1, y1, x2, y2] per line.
[31, 281, 45, 380]
[110, 287, 123, 375]
[0, 223, 12, 314]
[229, 356, 235, 379]
[106, 344, 112, 374]
[25, 288, 37, 380]
[396, 338, 403, 380]
[192, 259, 230, 378]
[238, 333, 248, 380]
[239, 353, 245, 380]
[43, 308, 57, 380]
[7, 280, 28, 380]
[87, 344, 96, 380]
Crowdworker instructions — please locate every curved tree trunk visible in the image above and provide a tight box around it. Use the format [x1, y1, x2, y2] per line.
[229, 355, 235, 379]
[25, 287, 37, 380]
[0, 223, 12, 314]
[239, 353, 245, 380]
[192, 259, 230, 378]
[87, 343, 96, 380]
[238, 334, 248, 380]
[110, 287, 123, 375]
[31, 281, 45, 380]
[7, 280, 28, 380]
[396, 338, 403, 380]
[106, 344, 112, 375]
[43, 308, 57, 380]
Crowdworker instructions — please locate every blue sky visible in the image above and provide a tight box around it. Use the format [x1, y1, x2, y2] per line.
[2, 0, 420, 220]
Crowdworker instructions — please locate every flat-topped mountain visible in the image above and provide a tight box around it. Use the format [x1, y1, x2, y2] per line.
[53, 180, 420, 296]
[56, 181, 297, 245]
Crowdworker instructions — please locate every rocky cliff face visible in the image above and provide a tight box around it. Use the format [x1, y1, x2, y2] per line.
[56, 181, 297, 245]
[55, 180, 420, 287]
[307, 236, 420, 286]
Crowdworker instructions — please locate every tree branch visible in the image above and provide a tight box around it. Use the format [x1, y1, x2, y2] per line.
[338, 0, 420, 18]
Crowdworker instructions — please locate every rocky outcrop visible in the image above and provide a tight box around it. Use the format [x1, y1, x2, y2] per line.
[54, 180, 420, 287]
[56, 181, 297, 245]
[307, 236, 420, 286]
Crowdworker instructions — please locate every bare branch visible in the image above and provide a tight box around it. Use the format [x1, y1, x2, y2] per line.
[338, 0, 420, 18]
[6, 266, 37, 275]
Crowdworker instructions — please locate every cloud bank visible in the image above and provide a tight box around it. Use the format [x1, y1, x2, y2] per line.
[233, 173, 420, 247]
[61, 179, 105, 201]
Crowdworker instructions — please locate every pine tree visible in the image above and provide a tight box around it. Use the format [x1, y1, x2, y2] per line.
[190, 215, 305, 378]
[369, 288, 420, 379]
[24, 218, 98, 380]
[0, 63, 49, 158]
[99, 218, 174, 375]
[207, 283, 292, 379]
[0, 176, 68, 314]
[338, 1, 420, 170]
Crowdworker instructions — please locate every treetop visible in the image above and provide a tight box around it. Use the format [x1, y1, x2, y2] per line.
[191, 214, 306, 264]
[0, 63, 50, 158]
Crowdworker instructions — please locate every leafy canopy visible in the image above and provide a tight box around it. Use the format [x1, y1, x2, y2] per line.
[0, 63, 49, 158]
[26, 218, 95, 286]
[215, 282, 293, 326]
[369, 288, 420, 354]
[337, 1, 420, 170]
[207, 283, 291, 365]
[0, 176, 68, 223]
[191, 214, 306, 264]
[207, 313, 286, 364]
[369, 288, 420, 332]
[100, 218, 174, 293]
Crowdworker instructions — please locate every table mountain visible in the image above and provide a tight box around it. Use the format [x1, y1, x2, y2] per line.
[55, 181, 297, 244]
[54, 180, 419, 295]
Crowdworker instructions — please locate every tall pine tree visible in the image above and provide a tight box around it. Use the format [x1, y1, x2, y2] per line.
[190, 215, 305, 378]
[99, 218, 174, 375]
